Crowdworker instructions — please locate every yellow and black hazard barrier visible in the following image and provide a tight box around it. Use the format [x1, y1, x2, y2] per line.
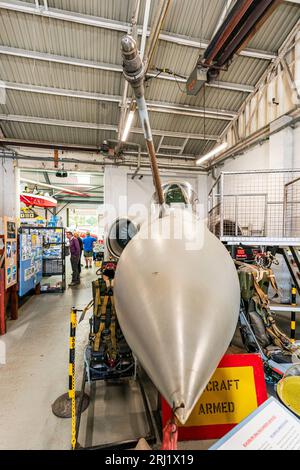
[291, 287, 297, 343]
[51, 306, 89, 446]
[69, 307, 77, 450]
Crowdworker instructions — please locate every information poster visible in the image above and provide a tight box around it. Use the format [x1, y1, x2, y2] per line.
[4, 217, 17, 289]
[19, 229, 43, 297]
[210, 397, 300, 450]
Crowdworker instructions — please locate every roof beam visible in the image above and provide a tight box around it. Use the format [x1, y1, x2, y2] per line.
[2, 81, 121, 103]
[0, 47, 254, 93]
[0, 45, 123, 72]
[147, 101, 236, 119]
[43, 171, 50, 184]
[1, 82, 237, 120]
[55, 197, 103, 203]
[0, 0, 277, 61]
[0, 114, 219, 140]
[147, 71, 254, 92]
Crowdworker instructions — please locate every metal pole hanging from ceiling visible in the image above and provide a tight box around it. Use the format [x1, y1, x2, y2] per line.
[117, 0, 143, 142]
[120, 0, 172, 207]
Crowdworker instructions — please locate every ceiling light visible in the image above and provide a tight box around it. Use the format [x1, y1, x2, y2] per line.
[121, 109, 135, 142]
[196, 142, 228, 166]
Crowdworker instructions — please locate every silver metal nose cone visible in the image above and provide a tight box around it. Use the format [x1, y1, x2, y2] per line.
[175, 406, 188, 425]
[121, 35, 136, 53]
[114, 210, 240, 425]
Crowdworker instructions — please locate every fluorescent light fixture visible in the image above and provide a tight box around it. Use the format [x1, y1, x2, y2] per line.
[121, 109, 135, 142]
[77, 174, 91, 185]
[196, 142, 228, 166]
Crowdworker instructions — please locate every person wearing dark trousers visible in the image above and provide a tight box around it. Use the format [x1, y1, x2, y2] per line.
[66, 231, 81, 286]
[74, 232, 83, 275]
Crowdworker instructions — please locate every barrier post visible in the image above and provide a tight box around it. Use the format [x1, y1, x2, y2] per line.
[51, 306, 89, 446]
[69, 307, 77, 450]
[291, 286, 297, 343]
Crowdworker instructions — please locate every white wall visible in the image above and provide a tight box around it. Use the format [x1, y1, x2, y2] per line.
[292, 123, 300, 168]
[104, 167, 207, 221]
[0, 159, 18, 220]
[212, 120, 300, 181]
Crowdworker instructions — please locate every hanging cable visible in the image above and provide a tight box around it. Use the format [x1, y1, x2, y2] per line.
[173, 74, 186, 93]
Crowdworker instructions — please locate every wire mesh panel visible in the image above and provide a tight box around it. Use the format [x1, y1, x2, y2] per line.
[208, 170, 300, 242]
[284, 177, 300, 238]
[208, 179, 221, 236]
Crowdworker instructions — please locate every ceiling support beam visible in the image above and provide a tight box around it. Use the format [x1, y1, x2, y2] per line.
[0, 48, 255, 94]
[0, 83, 237, 119]
[0, 45, 122, 72]
[0, 0, 277, 61]
[55, 197, 103, 203]
[43, 171, 50, 184]
[0, 114, 219, 140]
[0, 149, 204, 172]
[148, 102, 236, 119]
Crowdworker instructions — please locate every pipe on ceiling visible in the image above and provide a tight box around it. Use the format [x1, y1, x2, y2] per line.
[0, 150, 204, 172]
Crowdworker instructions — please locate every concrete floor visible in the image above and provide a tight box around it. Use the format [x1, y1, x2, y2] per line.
[0, 264, 299, 450]
[0, 266, 93, 450]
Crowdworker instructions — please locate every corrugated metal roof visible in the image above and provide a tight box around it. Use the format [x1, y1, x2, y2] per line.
[218, 56, 270, 85]
[185, 139, 216, 156]
[148, 111, 228, 135]
[0, 90, 120, 124]
[0, 0, 299, 158]
[0, 9, 124, 64]
[159, 0, 227, 40]
[29, 0, 225, 39]
[146, 78, 247, 110]
[0, 56, 123, 95]
[1, 121, 115, 146]
[46, 0, 136, 23]
[150, 41, 200, 78]
[247, 3, 300, 52]
[0, 120, 163, 152]
[161, 136, 187, 147]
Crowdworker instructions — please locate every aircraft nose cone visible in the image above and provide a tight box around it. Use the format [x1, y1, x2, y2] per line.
[175, 406, 188, 425]
[114, 210, 240, 424]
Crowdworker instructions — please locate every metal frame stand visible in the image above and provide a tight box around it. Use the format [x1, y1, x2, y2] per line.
[75, 369, 157, 450]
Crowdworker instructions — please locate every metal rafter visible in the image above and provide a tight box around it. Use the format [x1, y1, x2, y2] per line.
[0, 149, 204, 171]
[43, 171, 50, 184]
[0, 114, 219, 141]
[0, 47, 255, 94]
[0, 82, 237, 119]
[0, 0, 277, 61]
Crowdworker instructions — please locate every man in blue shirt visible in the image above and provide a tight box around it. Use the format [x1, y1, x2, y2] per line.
[83, 231, 97, 269]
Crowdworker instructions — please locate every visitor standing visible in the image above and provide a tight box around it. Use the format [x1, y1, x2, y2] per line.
[83, 231, 97, 269]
